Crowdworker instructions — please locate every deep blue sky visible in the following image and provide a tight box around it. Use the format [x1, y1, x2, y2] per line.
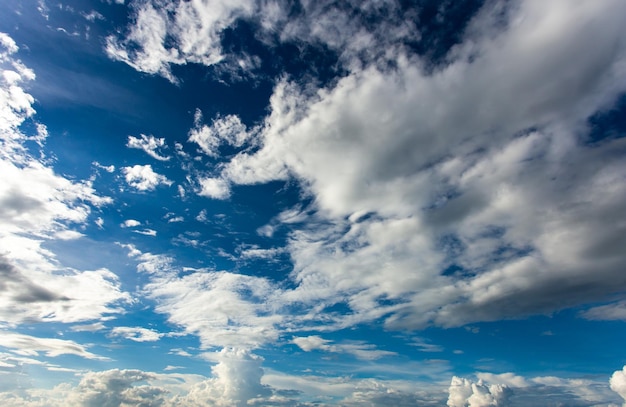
[1, 1, 626, 406]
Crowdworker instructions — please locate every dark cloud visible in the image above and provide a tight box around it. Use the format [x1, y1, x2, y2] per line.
[0, 255, 69, 303]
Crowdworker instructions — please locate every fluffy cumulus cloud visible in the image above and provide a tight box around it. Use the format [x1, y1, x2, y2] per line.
[206, 0, 626, 331]
[197, 177, 230, 200]
[0, 365, 624, 407]
[4, 0, 626, 404]
[189, 109, 254, 158]
[444, 371, 626, 407]
[0, 369, 169, 407]
[611, 366, 626, 407]
[177, 348, 272, 406]
[448, 376, 511, 407]
[123, 164, 172, 191]
[0, 353, 276, 406]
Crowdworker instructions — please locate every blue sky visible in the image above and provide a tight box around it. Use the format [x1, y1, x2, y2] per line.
[1, 0, 626, 405]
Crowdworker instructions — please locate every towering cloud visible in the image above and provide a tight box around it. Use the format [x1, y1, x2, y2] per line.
[447, 376, 511, 407]
[611, 366, 626, 407]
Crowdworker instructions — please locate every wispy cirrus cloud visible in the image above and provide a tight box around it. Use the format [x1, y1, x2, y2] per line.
[292, 335, 396, 360]
[0, 332, 107, 360]
[105, 0, 256, 82]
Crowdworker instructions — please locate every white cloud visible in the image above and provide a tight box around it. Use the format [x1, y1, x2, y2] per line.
[447, 376, 511, 407]
[105, 0, 256, 82]
[70, 322, 106, 333]
[185, 348, 272, 406]
[189, 110, 254, 157]
[53, 230, 84, 240]
[146, 270, 282, 349]
[81, 10, 104, 22]
[0, 33, 36, 136]
[292, 335, 395, 360]
[195, 209, 208, 222]
[122, 245, 282, 349]
[122, 164, 172, 191]
[121, 219, 140, 228]
[0, 365, 622, 407]
[127, 134, 170, 161]
[123, 245, 174, 275]
[67, 369, 168, 407]
[0, 332, 106, 360]
[92, 161, 115, 173]
[475, 373, 528, 389]
[410, 338, 444, 353]
[0, 369, 167, 406]
[110, 326, 163, 342]
[611, 366, 626, 407]
[197, 177, 230, 200]
[444, 371, 626, 407]
[210, 0, 626, 331]
[0, 254, 130, 325]
[238, 246, 284, 260]
[134, 228, 157, 237]
[581, 302, 626, 322]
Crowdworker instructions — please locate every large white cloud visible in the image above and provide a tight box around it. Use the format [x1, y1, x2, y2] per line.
[207, 0, 626, 331]
[447, 376, 511, 407]
[146, 270, 282, 349]
[179, 348, 272, 407]
[124, 245, 283, 349]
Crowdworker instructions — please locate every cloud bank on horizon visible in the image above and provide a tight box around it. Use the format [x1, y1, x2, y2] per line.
[1, 0, 626, 405]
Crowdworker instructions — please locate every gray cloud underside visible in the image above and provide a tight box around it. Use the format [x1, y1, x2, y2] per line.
[210, 0, 626, 330]
[105, 0, 626, 349]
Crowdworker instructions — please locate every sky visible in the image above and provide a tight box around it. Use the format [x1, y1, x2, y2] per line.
[1, 0, 626, 405]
